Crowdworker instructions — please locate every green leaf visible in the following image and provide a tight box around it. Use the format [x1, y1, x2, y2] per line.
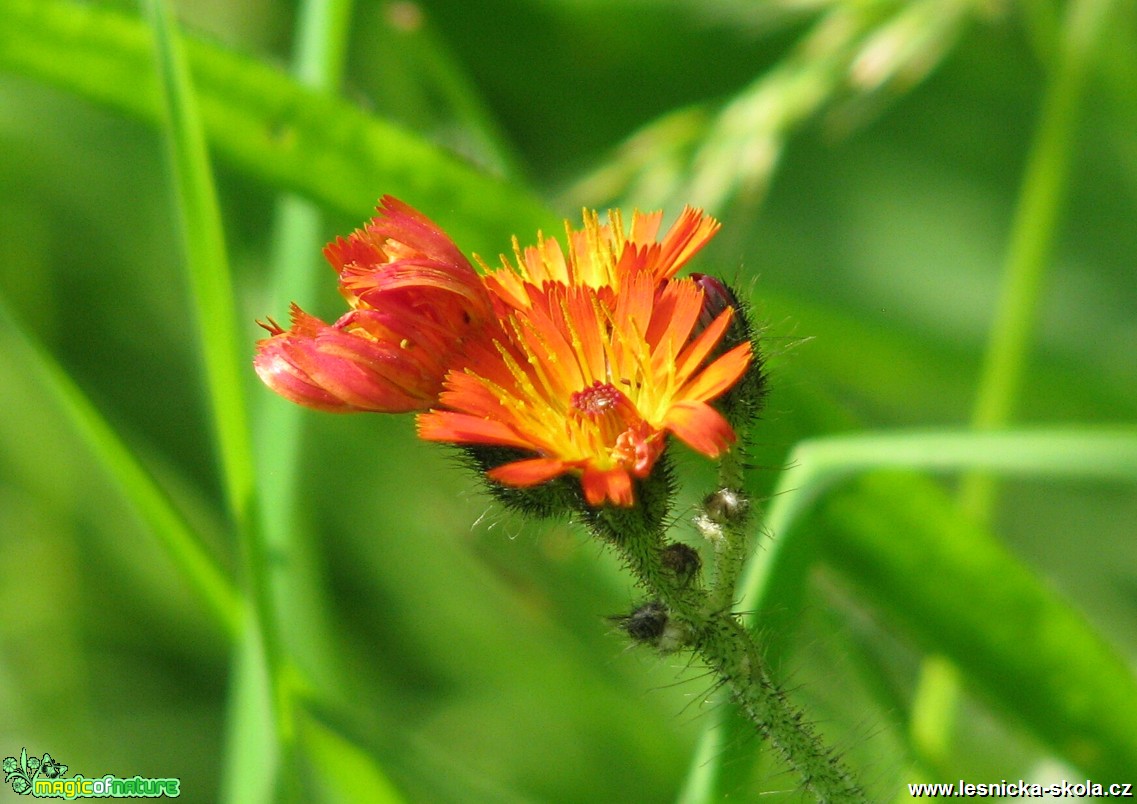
[685, 428, 1137, 800]
[822, 471, 1137, 783]
[0, 0, 556, 250]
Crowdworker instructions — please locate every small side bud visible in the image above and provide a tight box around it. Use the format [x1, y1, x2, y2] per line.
[614, 600, 668, 642]
[702, 487, 749, 527]
[611, 601, 689, 653]
[691, 273, 736, 336]
[691, 273, 767, 430]
[660, 542, 702, 586]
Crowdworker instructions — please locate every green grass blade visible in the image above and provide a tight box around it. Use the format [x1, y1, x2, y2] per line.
[254, 0, 403, 797]
[683, 428, 1137, 800]
[290, 0, 354, 90]
[741, 428, 1137, 631]
[0, 0, 555, 248]
[141, 0, 253, 527]
[254, 0, 358, 691]
[931, 0, 1114, 780]
[966, 0, 1115, 450]
[0, 295, 241, 638]
[219, 623, 277, 803]
[299, 715, 403, 804]
[824, 471, 1137, 783]
[139, 0, 291, 799]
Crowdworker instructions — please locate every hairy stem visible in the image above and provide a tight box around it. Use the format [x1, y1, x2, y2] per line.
[696, 614, 864, 803]
[588, 507, 864, 803]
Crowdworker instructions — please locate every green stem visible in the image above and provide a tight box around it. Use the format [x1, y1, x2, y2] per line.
[917, 0, 1113, 784]
[703, 451, 752, 613]
[139, 0, 290, 798]
[960, 0, 1113, 518]
[588, 506, 866, 803]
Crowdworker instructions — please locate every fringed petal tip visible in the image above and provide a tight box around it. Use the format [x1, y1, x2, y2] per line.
[253, 306, 443, 413]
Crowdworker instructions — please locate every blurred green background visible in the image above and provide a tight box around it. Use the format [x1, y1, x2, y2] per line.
[1, 0, 1135, 801]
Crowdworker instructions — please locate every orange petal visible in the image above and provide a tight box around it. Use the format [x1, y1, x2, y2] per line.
[652, 207, 720, 279]
[682, 342, 752, 402]
[581, 466, 634, 507]
[254, 309, 442, 412]
[416, 411, 534, 451]
[488, 457, 568, 487]
[674, 307, 733, 378]
[629, 210, 663, 244]
[665, 400, 736, 457]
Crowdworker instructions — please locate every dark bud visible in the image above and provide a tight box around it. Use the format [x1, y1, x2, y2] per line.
[702, 487, 749, 527]
[691, 273, 736, 337]
[660, 542, 702, 586]
[690, 273, 767, 431]
[613, 600, 669, 643]
[611, 601, 690, 652]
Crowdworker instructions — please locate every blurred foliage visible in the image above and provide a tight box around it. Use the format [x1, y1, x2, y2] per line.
[1, 0, 1135, 801]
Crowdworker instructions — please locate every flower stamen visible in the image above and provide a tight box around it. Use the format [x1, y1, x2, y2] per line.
[571, 381, 629, 418]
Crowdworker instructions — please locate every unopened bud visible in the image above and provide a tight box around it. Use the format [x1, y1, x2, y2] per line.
[661, 542, 702, 586]
[702, 487, 749, 527]
[691, 273, 738, 335]
[612, 601, 689, 652]
[690, 274, 767, 430]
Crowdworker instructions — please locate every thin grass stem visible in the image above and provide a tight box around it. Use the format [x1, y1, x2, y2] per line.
[914, 0, 1116, 786]
[682, 427, 1137, 801]
[0, 295, 242, 639]
[255, 0, 355, 693]
[139, 0, 290, 799]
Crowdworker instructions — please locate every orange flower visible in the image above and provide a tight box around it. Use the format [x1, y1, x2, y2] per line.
[254, 197, 495, 412]
[418, 270, 751, 507]
[255, 198, 754, 507]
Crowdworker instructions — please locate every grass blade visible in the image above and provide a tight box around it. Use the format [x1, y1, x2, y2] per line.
[0, 295, 240, 638]
[824, 471, 1137, 783]
[254, 0, 356, 694]
[139, 1, 252, 524]
[0, 0, 555, 249]
[683, 428, 1137, 800]
[254, 0, 404, 797]
[139, 0, 289, 799]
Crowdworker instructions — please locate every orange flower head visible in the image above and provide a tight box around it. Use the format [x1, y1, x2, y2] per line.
[255, 198, 756, 508]
[418, 230, 752, 506]
[255, 197, 494, 412]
